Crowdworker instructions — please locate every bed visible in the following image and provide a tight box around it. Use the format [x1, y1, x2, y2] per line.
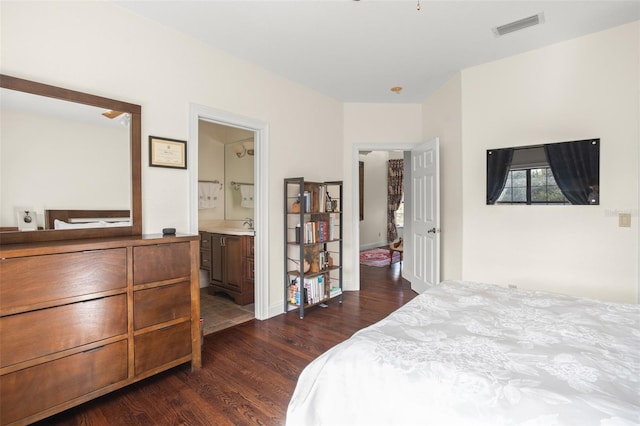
[45, 209, 131, 229]
[286, 280, 639, 426]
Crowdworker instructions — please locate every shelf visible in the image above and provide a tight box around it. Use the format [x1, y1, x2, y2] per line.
[284, 178, 343, 319]
[286, 211, 342, 215]
[287, 265, 341, 278]
[286, 289, 343, 310]
[286, 239, 341, 246]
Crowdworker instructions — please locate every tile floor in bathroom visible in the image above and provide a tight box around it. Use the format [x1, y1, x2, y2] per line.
[199, 288, 255, 335]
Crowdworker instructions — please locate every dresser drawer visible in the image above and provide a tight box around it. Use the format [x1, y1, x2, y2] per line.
[133, 242, 191, 285]
[0, 248, 127, 314]
[135, 321, 191, 375]
[134, 282, 191, 330]
[0, 340, 127, 425]
[1, 294, 127, 368]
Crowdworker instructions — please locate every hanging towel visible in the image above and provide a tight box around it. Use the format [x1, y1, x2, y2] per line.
[199, 182, 220, 209]
[240, 184, 254, 209]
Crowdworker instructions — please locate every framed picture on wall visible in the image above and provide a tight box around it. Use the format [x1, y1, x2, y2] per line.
[149, 136, 187, 169]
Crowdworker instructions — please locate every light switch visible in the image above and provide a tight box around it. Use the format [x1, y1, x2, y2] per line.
[619, 213, 631, 228]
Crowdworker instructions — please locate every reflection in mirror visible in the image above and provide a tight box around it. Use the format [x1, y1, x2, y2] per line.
[0, 74, 141, 244]
[487, 139, 599, 205]
[225, 139, 254, 220]
[1, 88, 131, 229]
[198, 120, 254, 224]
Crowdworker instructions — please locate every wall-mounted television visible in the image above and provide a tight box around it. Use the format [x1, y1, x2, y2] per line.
[486, 138, 599, 205]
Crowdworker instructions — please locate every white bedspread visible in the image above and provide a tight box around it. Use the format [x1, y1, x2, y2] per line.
[286, 280, 640, 426]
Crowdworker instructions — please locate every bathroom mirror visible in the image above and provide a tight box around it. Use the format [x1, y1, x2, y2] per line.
[198, 120, 254, 223]
[0, 74, 142, 244]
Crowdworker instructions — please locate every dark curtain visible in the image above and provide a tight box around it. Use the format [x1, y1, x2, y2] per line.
[387, 159, 403, 242]
[486, 148, 514, 204]
[544, 140, 599, 205]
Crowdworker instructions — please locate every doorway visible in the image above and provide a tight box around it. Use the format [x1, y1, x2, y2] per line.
[198, 120, 256, 334]
[188, 104, 269, 329]
[353, 140, 441, 293]
[358, 150, 405, 251]
[351, 144, 415, 292]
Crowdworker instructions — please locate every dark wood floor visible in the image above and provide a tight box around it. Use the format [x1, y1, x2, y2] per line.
[36, 263, 416, 426]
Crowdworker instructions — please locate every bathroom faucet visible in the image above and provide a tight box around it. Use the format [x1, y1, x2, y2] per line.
[243, 217, 254, 229]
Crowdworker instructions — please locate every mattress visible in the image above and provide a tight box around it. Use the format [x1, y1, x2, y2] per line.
[286, 280, 640, 425]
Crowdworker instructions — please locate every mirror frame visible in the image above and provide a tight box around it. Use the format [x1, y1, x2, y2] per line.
[0, 74, 142, 245]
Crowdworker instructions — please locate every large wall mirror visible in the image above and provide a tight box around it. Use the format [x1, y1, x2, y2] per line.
[0, 74, 141, 244]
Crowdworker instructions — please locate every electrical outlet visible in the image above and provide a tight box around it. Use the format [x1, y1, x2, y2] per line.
[619, 213, 631, 228]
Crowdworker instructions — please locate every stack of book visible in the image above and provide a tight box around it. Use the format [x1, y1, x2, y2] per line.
[298, 217, 336, 244]
[289, 275, 327, 305]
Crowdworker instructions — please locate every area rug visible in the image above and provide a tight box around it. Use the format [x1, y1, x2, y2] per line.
[359, 248, 401, 267]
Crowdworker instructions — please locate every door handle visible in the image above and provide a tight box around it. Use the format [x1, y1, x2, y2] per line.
[427, 228, 439, 234]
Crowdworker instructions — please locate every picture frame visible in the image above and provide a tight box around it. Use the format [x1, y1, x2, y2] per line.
[149, 136, 187, 169]
[15, 209, 38, 232]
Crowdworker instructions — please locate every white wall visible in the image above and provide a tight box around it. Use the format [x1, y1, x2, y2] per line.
[359, 151, 389, 250]
[1, 1, 344, 316]
[460, 21, 639, 303]
[422, 73, 463, 281]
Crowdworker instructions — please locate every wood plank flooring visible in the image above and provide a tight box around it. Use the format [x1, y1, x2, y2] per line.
[35, 263, 416, 426]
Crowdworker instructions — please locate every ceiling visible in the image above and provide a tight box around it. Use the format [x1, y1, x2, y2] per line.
[115, 1, 640, 103]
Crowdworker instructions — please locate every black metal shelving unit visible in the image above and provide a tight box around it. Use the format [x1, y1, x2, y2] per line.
[284, 177, 343, 319]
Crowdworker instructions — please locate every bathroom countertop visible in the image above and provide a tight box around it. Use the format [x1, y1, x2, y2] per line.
[199, 221, 255, 236]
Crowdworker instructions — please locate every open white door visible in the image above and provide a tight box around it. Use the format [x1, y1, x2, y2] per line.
[410, 138, 440, 293]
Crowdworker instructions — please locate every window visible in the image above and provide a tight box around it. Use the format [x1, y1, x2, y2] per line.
[487, 140, 599, 206]
[395, 194, 405, 226]
[498, 167, 569, 204]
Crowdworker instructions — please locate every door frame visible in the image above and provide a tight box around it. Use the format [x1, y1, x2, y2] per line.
[351, 143, 417, 292]
[189, 103, 269, 320]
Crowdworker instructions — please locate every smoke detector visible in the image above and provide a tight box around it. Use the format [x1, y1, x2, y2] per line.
[493, 13, 545, 37]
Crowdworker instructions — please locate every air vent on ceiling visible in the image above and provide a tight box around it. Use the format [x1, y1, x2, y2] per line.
[493, 13, 545, 37]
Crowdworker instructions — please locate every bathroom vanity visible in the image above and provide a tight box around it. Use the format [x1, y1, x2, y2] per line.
[199, 224, 254, 305]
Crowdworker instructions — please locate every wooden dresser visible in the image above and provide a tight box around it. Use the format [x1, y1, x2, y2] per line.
[0, 234, 201, 426]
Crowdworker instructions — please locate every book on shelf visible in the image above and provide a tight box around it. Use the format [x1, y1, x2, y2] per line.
[289, 275, 327, 305]
[297, 220, 331, 244]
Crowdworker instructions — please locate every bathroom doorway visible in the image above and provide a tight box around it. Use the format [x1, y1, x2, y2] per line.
[189, 104, 269, 326]
[197, 120, 256, 334]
